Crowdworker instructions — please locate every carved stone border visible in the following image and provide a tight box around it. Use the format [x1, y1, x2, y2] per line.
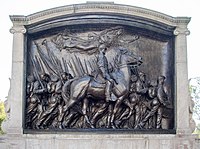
[10, 3, 190, 26]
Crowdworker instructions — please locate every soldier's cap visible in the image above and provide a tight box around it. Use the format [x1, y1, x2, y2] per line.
[50, 75, 59, 82]
[40, 73, 49, 78]
[158, 75, 166, 80]
[61, 72, 73, 79]
[139, 72, 145, 77]
[27, 75, 35, 82]
[61, 72, 67, 76]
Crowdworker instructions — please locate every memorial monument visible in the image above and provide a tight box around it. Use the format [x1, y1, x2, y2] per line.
[0, 2, 198, 148]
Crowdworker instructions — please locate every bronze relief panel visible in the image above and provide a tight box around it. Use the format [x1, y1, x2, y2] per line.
[25, 24, 174, 132]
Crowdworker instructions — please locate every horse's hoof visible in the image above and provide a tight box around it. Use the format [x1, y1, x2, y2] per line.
[111, 123, 117, 129]
[58, 125, 63, 129]
[106, 125, 110, 129]
[35, 124, 41, 129]
[134, 124, 143, 129]
[112, 125, 116, 129]
[91, 125, 95, 129]
[115, 120, 121, 125]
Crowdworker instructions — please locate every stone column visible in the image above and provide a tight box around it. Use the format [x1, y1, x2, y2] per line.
[174, 24, 190, 134]
[4, 25, 26, 134]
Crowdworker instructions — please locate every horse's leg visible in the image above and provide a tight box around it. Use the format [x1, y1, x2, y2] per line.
[82, 98, 94, 128]
[63, 97, 77, 112]
[110, 95, 125, 129]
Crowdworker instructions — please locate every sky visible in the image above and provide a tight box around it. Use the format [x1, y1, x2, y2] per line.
[0, 0, 199, 101]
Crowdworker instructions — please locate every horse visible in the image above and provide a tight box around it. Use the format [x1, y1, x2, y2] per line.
[62, 48, 142, 128]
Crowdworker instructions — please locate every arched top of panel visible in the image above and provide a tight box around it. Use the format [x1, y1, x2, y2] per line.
[10, 2, 190, 34]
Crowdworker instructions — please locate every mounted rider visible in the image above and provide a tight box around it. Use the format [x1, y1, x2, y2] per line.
[96, 27, 122, 102]
[97, 44, 114, 102]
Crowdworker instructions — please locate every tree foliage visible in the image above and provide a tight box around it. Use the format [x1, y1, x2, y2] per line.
[189, 78, 200, 137]
[193, 123, 200, 138]
[0, 100, 6, 134]
[190, 78, 200, 124]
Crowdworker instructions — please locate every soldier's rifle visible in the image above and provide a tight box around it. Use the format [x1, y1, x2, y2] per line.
[42, 39, 64, 85]
[34, 41, 58, 76]
[29, 53, 45, 89]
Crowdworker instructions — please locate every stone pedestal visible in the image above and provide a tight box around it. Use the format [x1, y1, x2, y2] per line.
[0, 134, 198, 149]
[0, 2, 198, 149]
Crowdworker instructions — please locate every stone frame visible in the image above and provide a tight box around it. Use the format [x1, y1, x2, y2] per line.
[1, 2, 197, 149]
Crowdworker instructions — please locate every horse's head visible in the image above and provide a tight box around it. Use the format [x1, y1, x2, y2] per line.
[115, 48, 142, 67]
